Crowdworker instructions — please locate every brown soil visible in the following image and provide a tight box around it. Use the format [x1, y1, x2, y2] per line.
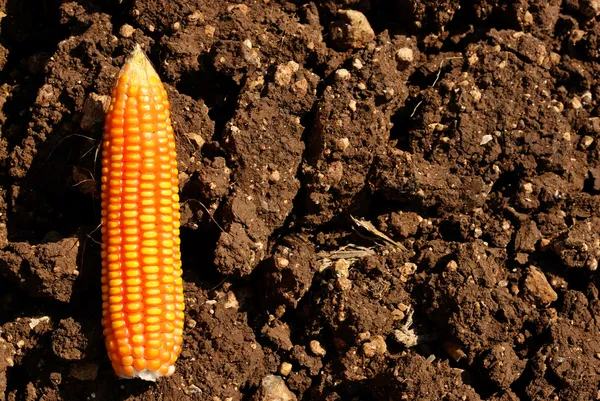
[1, 0, 600, 400]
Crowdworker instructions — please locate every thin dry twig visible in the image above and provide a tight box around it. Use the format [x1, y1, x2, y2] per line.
[183, 199, 225, 233]
[350, 215, 407, 251]
[47, 133, 98, 160]
[209, 278, 228, 292]
[78, 223, 102, 270]
[431, 57, 462, 88]
[81, 142, 100, 159]
[317, 244, 376, 260]
[410, 100, 423, 117]
[84, 224, 102, 246]
[72, 179, 95, 187]
[317, 244, 376, 272]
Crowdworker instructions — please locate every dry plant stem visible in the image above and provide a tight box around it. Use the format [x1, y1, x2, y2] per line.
[317, 244, 376, 271]
[350, 215, 408, 251]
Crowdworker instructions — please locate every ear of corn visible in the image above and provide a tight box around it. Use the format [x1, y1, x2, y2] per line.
[100, 45, 184, 381]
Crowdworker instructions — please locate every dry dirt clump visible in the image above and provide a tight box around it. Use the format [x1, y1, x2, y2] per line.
[1, 0, 600, 400]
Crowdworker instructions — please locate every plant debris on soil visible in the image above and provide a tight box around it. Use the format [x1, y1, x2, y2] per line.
[1, 0, 600, 400]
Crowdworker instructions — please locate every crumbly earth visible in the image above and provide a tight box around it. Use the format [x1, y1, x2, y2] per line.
[1, 0, 600, 400]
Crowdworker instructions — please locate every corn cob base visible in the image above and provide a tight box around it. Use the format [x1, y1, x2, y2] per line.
[100, 45, 184, 381]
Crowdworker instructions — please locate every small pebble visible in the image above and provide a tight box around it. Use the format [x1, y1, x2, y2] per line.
[395, 47, 414, 64]
[119, 24, 135, 38]
[274, 61, 300, 87]
[309, 340, 326, 357]
[269, 170, 281, 183]
[569, 97, 583, 110]
[223, 292, 239, 309]
[335, 68, 351, 81]
[523, 265, 557, 305]
[581, 91, 593, 105]
[446, 260, 458, 271]
[227, 4, 249, 13]
[550, 100, 564, 113]
[279, 362, 292, 376]
[522, 182, 533, 193]
[337, 137, 350, 151]
[581, 136, 594, 149]
[441, 80, 455, 92]
[480, 134, 493, 145]
[399, 262, 417, 279]
[275, 257, 289, 269]
[204, 25, 216, 37]
[259, 375, 297, 401]
[185, 132, 205, 149]
[470, 88, 482, 102]
[29, 317, 50, 330]
[327, 161, 344, 184]
[391, 309, 405, 320]
[330, 9, 375, 49]
[361, 335, 387, 357]
[187, 11, 205, 23]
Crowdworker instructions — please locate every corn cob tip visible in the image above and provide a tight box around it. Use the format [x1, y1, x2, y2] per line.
[126, 43, 148, 67]
[116, 44, 160, 87]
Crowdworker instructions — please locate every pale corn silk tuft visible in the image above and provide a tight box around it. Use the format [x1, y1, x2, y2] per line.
[100, 45, 184, 381]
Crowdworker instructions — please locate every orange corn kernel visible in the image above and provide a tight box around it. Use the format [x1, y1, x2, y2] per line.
[100, 44, 184, 382]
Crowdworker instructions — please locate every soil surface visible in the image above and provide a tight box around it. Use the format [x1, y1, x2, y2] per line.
[1, 0, 600, 400]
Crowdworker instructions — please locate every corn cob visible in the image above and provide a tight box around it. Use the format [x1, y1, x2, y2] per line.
[100, 44, 184, 381]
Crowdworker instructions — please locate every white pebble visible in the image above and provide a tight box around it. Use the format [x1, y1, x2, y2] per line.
[395, 47, 414, 63]
[335, 68, 351, 81]
[352, 59, 363, 69]
[480, 135, 493, 145]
